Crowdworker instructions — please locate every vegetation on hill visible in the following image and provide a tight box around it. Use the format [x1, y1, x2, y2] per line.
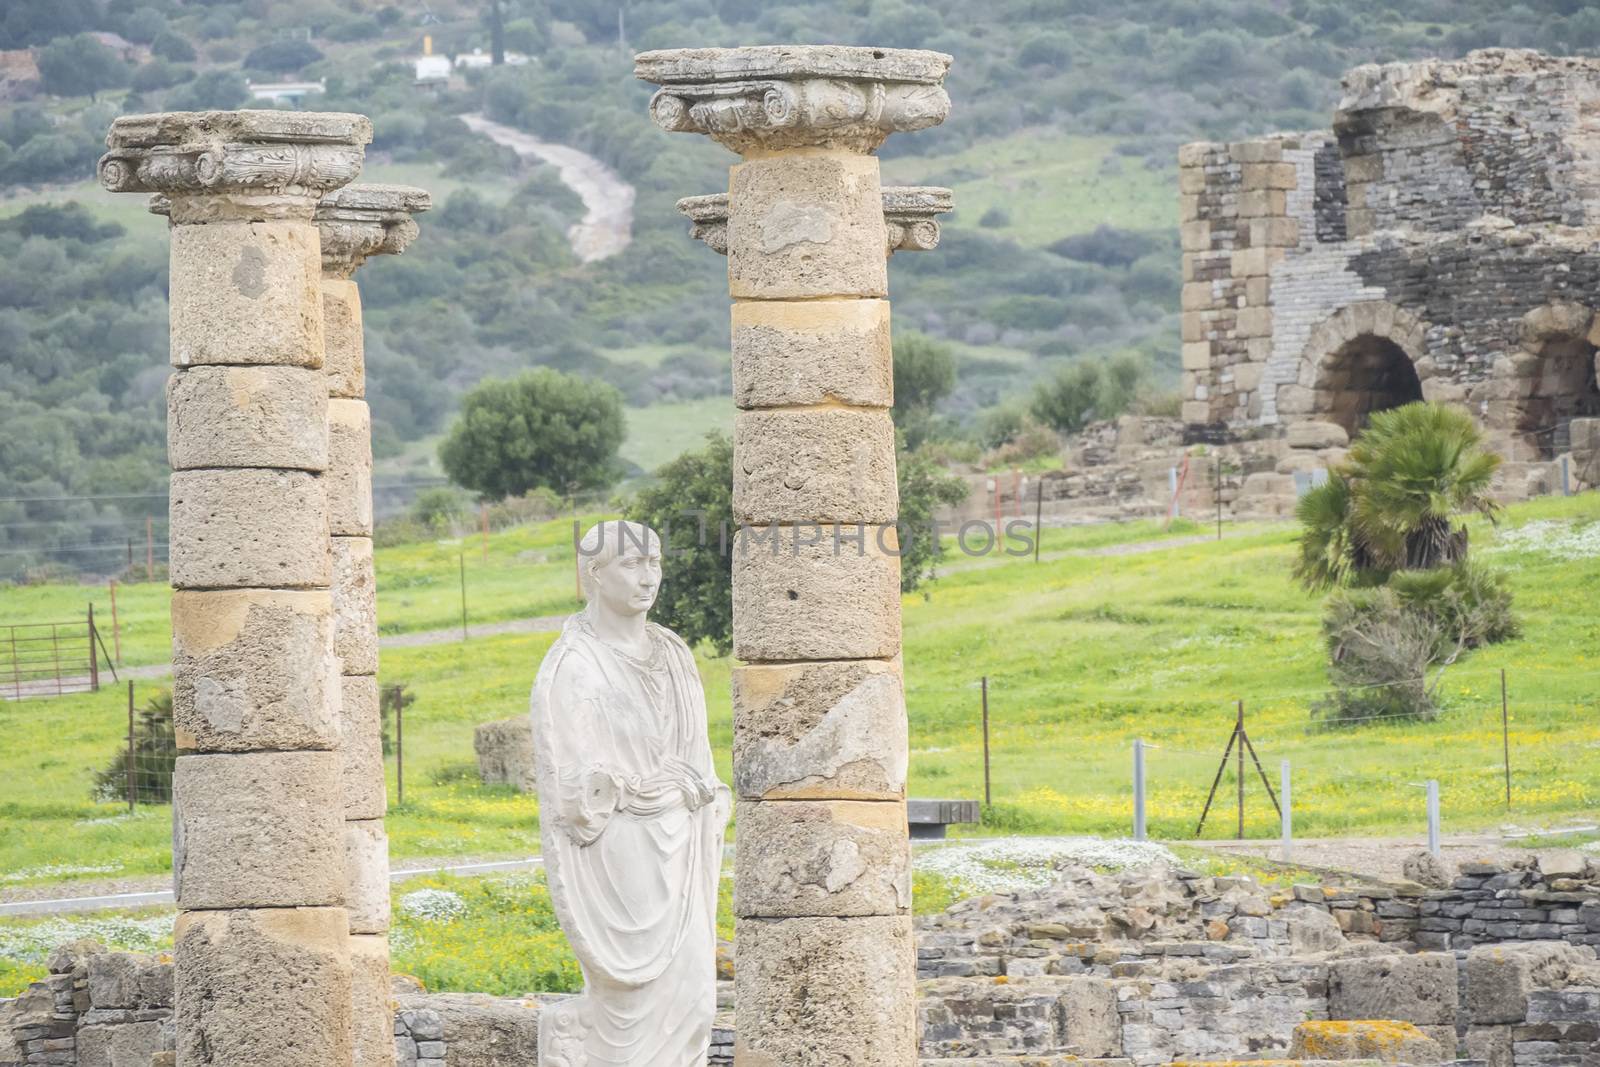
[4, 0, 1600, 577]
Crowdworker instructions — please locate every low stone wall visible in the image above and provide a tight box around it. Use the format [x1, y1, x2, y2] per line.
[1418, 861, 1600, 952]
[473, 717, 536, 793]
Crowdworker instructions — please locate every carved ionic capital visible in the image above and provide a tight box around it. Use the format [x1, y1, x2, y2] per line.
[99, 110, 372, 220]
[677, 185, 952, 256]
[636, 46, 951, 155]
[315, 184, 433, 277]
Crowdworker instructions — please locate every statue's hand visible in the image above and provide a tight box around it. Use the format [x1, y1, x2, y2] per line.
[663, 755, 715, 810]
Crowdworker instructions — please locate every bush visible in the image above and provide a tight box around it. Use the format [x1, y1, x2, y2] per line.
[151, 32, 197, 63]
[92, 690, 174, 803]
[243, 39, 325, 75]
[1387, 561, 1520, 649]
[1317, 588, 1444, 724]
[130, 60, 192, 92]
[1030, 353, 1144, 435]
[165, 70, 249, 111]
[409, 486, 468, 533]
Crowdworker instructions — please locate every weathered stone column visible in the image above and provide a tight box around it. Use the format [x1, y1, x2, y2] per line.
[637, 47, 951, 1065]
[316, 183, 430, 1067]
[100, 110, 371, 1067]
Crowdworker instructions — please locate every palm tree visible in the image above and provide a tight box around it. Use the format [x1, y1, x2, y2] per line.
[1293, 402, 1500, 590]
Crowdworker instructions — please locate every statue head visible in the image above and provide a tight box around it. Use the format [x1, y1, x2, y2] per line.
[577, 520, 663, 620]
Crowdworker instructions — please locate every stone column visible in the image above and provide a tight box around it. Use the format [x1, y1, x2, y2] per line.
[99, 110, 371, 1067]
[636, 47, 951, 1065]
[315, 182, 430, 1067]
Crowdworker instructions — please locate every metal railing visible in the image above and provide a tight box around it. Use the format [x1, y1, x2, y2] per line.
[0, 606, 116, 700]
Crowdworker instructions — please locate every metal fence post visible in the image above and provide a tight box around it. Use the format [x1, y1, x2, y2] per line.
[1426, 780, 1441, 856]
[980, 676, 991, 808]
[87, 603, 99, 693]
[396, 690, 405, 808]
[1133, 739, 1147, 842]
[126, 681, 135, 812]
[1280, 759, 1292, 864]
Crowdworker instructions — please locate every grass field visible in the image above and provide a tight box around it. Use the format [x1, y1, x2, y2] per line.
[886, 131, 1176, 247]
[2, 496, 1597, 897]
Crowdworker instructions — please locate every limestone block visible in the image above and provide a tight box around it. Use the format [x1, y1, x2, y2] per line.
[345, 819, 391, 935]
[1346, 207, 1374, 237]
[327, 398, 373, 537]
[1230, 246, 1284, 278]
[1230, 140, 1283, 164]
[1246, 276, 1271, 306]
[1241, 162, 1297, 189]
[735, 799, 909, 918]
[1289, 1020, 1443, 1064]
[169, 220, 323, 368]
[171, 588, 338, 752]
[1181, 282, 1215, 312]
[1181, 401, 1211, 424]
[1344, 153, 1383, 184]
[1236, 306, 1273, 338]
[323, 277, 365, 399]
[169, 468, 329, 589]
[731, 298, 892, 409]
[86, 952, 170, 1010]
[733, 659, 905, 800]
[474, 715, 536, 792]
[1246, 336, 1272, 361]
[727, 154, 887, 300]
[1060, 977, 1120, 1058]
[1520, 301, 1593, 344]
[1177, 142, 1218, 168]
[1250, 217, 1300, 247]
[174, 907, 351, 1067]
[75, 1020, 163, 1067]
[393, 991, 540, 1063]
[1178, 193, 1201, 223]
[1240, 471, 1296, 497]
[1233, 362, 1265, 393]
[1181, 341, 1212, 371]
[1465, 1025, 1512, 1067]
[1179, 220, 1211, 252]
[341, 675, 386, 820]
[1276, 384, 1314, 416]
[733, 408, 897, 525]
[1277, 451, 1332, 475]
[1327, 953, 1457, 1026]
[167, 366, 329, 471]
[1178, 167, 1207, 194]
[331, 535, 378, 676]
[1287, 421, 1350, 450]
[734, 915, 915, 1065]
[732, 526, 900, 662]
[1181, 314, 1207, 343]
[173, 751, 344, 909]
[1466, 942, 1592, 1024]
[349, 935, 393, 1067]
[1237, 189, 1287, 218]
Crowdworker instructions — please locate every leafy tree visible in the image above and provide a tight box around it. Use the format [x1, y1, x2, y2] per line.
[0, 203, 123, 243]
[626, 432, 736, 654]
[1294, 402, 1501, 589]
[165, 70, 250, 111]
[1, 0, 100, 47]
[130, 60, 192, 93]
[37, 34, 130, 101]
[243, 39, 325, 75]
[1030, 353, 1144, 435]
[626, 432, 969, 654]
[151, 32, 198, 63]
[438, 368, 625, 499]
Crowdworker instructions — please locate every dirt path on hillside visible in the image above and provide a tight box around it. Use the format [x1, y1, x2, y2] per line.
[460, 113, 634, 263]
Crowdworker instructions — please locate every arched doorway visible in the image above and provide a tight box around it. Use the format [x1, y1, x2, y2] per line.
[1517, 334, 1600, 458]
[1314, 333, 1424, 436]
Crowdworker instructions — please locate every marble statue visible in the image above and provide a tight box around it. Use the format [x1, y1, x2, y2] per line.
[530, 520, 731, 1067]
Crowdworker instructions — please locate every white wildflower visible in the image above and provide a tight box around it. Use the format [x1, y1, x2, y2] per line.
[914, 836, 1176, 894]
[399, 888, 465, 921]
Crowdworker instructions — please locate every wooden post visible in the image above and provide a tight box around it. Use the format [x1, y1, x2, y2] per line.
[87, 603, 99, 693]
[459, 550, 468, 641]
[126, 681, 136, 812]
[981, 676, 992, 808]
[108, 580, 121, 666]
[480, 502, 489, 564]
[145, 516, 154, 579]
[8, 627, 19, 701]
[1501, 667, 1511, 810]
[1235, 700, 1245, 840]
[1033, 479, 1043, 563]
[1215, 453, 1223, 541]
[51, 623, 62, 697]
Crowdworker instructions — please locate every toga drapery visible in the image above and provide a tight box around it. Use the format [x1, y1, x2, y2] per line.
[530, 613, 728, 1067]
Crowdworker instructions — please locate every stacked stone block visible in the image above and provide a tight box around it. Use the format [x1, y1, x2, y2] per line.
[636, 44, 953, 1065]
[316, 182, 430, 1067]
[98, 109, 372, 1066]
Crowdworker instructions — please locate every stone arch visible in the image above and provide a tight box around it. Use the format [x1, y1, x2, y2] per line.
[1498, 303, 1600, 461]
[1281, 301, 1430, 436]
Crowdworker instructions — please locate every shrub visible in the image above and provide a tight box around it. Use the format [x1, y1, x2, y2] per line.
[92, 690, 174, 803]
[1317, 588, 1444, 724]
[151, 32, 197, 63]
[409, 486, 468, 533]
[1387, 561, 1520, 648]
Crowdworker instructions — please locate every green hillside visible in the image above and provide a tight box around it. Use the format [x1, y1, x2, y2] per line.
[2, 493, 1595, 903]
[5, 0, 1599, 576]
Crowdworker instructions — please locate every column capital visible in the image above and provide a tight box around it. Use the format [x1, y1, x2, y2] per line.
[677, 185, 952, 255]
[635, 45, 951, 155]
[99, 110, 372, 221]
[315, 183, 433, 277]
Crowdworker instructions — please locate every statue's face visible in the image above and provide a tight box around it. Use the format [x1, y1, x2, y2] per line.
[591, 537, 662, 619]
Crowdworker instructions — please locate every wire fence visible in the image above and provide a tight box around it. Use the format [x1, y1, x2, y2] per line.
[0, 607, 118, 700]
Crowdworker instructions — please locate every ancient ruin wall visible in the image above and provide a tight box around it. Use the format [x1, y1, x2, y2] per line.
[1180, 50, 1600, 495]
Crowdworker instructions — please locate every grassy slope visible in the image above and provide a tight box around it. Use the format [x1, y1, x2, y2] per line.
[1, 497, 1595, 892]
